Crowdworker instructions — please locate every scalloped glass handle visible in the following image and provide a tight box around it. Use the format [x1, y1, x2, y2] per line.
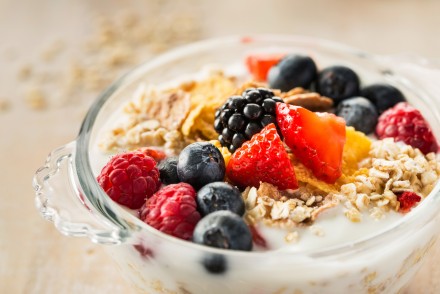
[33, 142, 124, 245]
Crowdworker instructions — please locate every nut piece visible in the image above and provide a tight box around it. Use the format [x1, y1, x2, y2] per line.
[282, 91, 333, 111]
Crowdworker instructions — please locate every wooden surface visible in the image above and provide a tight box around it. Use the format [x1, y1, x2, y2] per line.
[2, 0, 440, 293]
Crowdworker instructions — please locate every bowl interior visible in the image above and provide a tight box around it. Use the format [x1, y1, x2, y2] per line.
[76, 35, 440, 257]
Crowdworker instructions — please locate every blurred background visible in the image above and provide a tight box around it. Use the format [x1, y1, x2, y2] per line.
[1, 0, 440, 292]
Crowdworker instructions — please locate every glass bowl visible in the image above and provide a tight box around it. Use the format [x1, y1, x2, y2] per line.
[33, 35, 440, 293]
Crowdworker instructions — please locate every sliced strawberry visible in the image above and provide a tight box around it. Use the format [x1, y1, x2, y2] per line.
[245, 53, 285, 81]
[226, 123, 298, 190]
[276, 103, 346, 183]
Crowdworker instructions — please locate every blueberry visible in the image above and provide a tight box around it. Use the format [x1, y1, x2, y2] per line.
[193, 210, 253, 251]
[268, 54, 317, 92]
[262, 98, 276, 113]
[244, 122, 262, 139]
[232, 133, 247, 149]
[361, 84, 406, 113]
[243, 103, 262, 120]
[202, 254, 227, 274]
[157, 157, 180, 185]
[177, 142, 225, 189]
[317, 65, 360, 103]
[196, 182, 245, 216]
[336, 97, 378, 134]
[228, 114, 246, 132]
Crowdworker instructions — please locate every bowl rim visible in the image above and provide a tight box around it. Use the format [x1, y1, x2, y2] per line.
[75, 34, 440, 257]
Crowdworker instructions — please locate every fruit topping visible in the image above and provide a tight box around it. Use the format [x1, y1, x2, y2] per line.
[397, 191, 422, 213]
[157, 156, 180, 185]
[214, 88, 281, 152]
[138, 147, 167, 163]
[202, 254, 227, 274]
[376, 102, 438, 155]
[226, 123, 298, 190]
[335, 97, 378, 134]
[361, 84, 406, 114]
[177, 142, 226, 189]
[317, 65, 360, 103]
[249, 224, 268, 249]
[276, 103, 346, 184]
[268, 54, 318, 92]
[196, 182, 245, 216]
[97, 151, 161, 209]
[245, 53, 285, 81]
[140, 183, 201, 240]
[193, 210, 253, 251]
[282, 90, 334, 112]
[342, 127, 372, 176]
[210, 140, 232, 166]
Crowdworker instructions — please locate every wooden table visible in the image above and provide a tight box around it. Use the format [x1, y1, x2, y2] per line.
[1, 0, 440, 293]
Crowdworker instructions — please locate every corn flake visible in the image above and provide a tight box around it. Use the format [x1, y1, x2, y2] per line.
[180, 73, 236, 140]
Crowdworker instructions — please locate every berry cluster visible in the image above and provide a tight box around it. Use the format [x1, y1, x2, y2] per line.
[97, 142, 253, 274]
[214, 88, 283, 152]
[248, 53, 406, 135]
[248, 52, 438, 154]
[96, 50, 439, 274]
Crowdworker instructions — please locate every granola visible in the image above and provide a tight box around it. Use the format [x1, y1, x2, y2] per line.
[95, 50, 440, 255]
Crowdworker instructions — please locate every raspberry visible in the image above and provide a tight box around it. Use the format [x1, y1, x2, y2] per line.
[97, 151, 161, 209]
[376, 102, 438, 155]
[140, 183, 201, 240]
[397, 191, 422, 213]
[226, 123, 298, 190]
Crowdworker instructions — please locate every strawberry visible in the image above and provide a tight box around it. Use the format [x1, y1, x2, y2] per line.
[276, 103, 346, 183]
[245, 53, 285, 81]
[226, 123, 298, 190]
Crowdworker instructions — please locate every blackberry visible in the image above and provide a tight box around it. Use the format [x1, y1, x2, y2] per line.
[214, 88, 282, 152]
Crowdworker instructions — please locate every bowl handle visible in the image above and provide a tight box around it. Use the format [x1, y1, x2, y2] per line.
[33, 142, 125, 245]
